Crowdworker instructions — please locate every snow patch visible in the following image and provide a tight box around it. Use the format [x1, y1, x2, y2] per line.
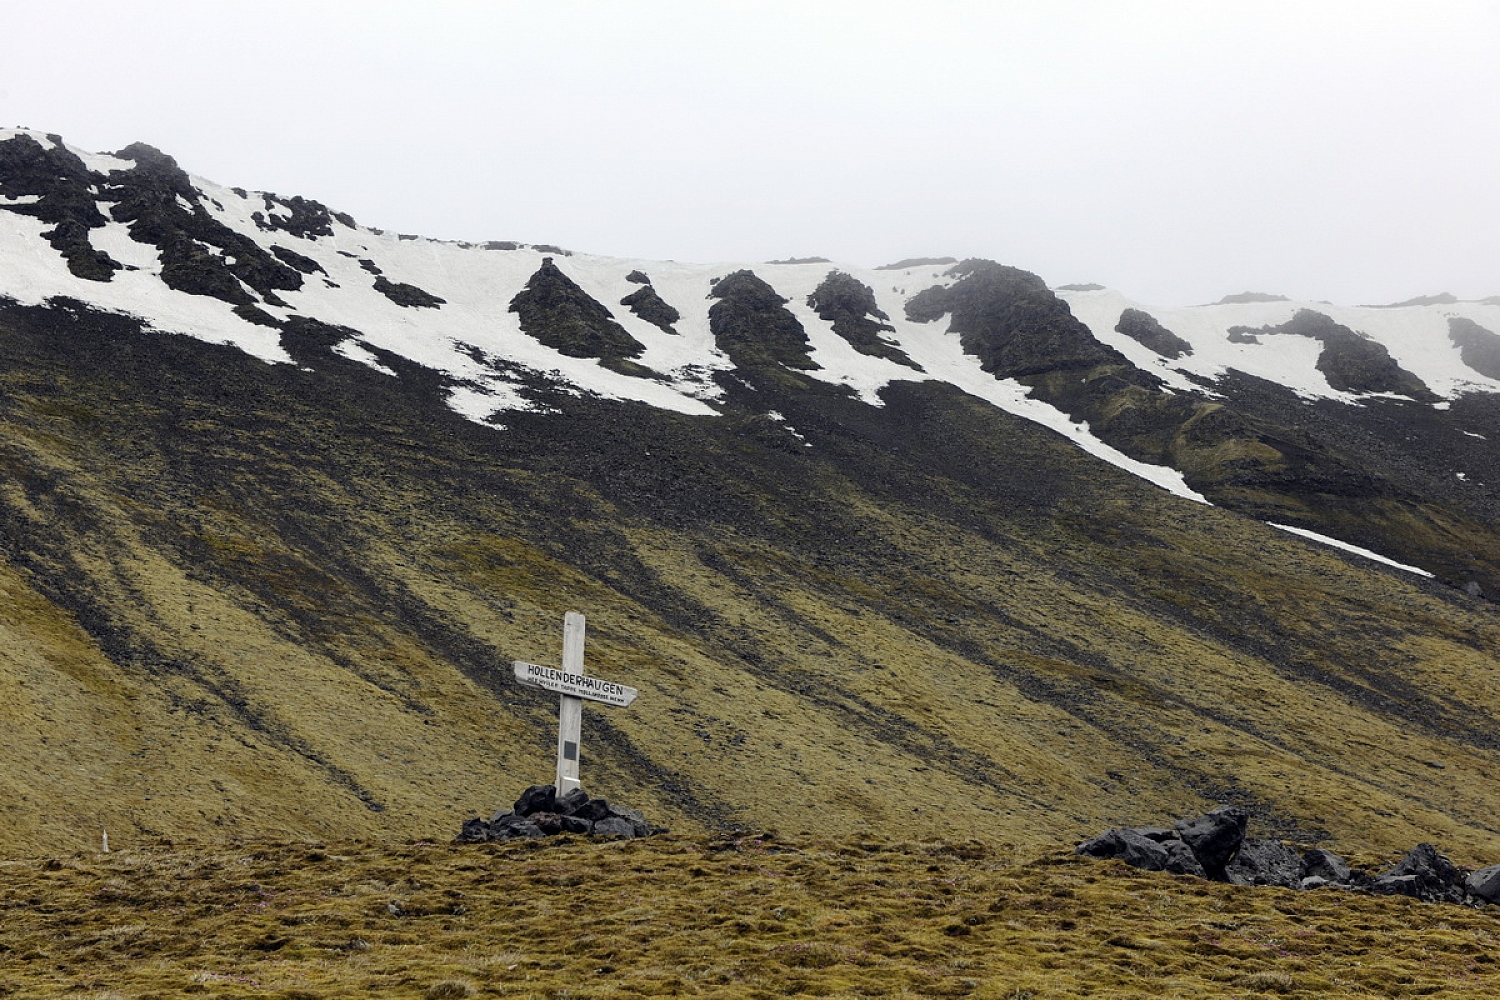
[1058, 287, 1500, 403]
[332, 340, 397, 376]
[1270, 523, 1434, 577]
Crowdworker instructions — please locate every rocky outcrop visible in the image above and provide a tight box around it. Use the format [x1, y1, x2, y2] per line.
[250, 192, 353, 239]
[0, 133, 121, 282]
[373, 274, 445, 309]
[509, 258, 647, 363]
[1236, 310, 1436, 400]
[1215, 292, 1289, 304]
[106, 143, 307, 307]
[456, 784, 666, 843]
[1080, 809, 1488, 906]
[905, 260, 1124, 378]
[708, 269, 819, 377]
[1448, 317, 1500, 381]
[807, 271, 919, 369]
[1115, 307, 1192, 359]
[876, 257, 956, 270]
[620, 284, 681, 334]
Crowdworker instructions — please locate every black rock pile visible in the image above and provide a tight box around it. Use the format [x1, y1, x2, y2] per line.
[1078, 805, 1500, 907]
[456, 784, 667, 843]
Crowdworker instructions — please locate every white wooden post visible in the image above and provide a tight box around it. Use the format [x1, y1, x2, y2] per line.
[512, 612, 638, 794]
[556, 611, 586, 795]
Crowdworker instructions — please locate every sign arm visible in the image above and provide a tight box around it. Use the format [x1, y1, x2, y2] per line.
[511, 612, 638, 795]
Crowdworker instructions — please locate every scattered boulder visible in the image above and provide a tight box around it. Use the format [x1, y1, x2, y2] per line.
[1302, 848, 1352, 885]
[1162, 839, 1208, 878]
[1078, 809, 1493, 908]
[457, 785, 666, 844]
[1368, 843, 1467, 905]
[1174, 805, 1248, 879]
[1226, 839, 1304, 889]
[1076, 828, 1171, 871]
[1466, 863, 1500, 903]
[513, 784, 557, 817]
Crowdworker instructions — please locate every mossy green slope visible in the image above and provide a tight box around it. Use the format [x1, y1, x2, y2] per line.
[1, 296, 1499, 863]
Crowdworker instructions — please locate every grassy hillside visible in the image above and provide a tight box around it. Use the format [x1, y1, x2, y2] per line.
[2, 296, 1500, 862]
[4, 833, 1500, 998]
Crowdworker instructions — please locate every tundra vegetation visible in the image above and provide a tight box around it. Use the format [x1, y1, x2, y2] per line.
[5, 833, 1500, 998]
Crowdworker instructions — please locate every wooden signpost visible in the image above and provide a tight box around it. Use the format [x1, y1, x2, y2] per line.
[513, 612, 638, 794]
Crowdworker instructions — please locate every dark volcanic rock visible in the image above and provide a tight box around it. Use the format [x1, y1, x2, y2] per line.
[456, 817, 491, 843]
[1226, 838, 1304, 888]
[0, 133, 121, 282]
[1216, 292, 1289, 304]
[1162, 839, 1208, 878]
[593, 816, 638, 837]
[625, 269, 650, 284]
[708, 269, 819, 375]
[573, 797, 614, 823]
[1076, 828, 1171, 870]
[1173, 805, 1247, 879]
[905, 260, 1124, 378]
[460, 785, 663, 843]
[1115, 307, 1193, 359]
[1370, 293, 1459, 308]
[554, 787, 590, 816]
[373, 274, 445, 309]
[807, 270, 920, 369]
[1465, 863, 1500, 903]
[269, 244, 326, 275]
[876, 256, 957, 270]
[1369, 843, 1468, 904]
[514, 784, 558, 816]
[251, 193, 345, 239]
[1302, 848, 1352, 884]
[105, 142, 305, 306]
[1078, 811, 1497, 908]
[529, 811, 566, 835]
[1251, 310, 1435, 400]
[510, 258, 646, 362]
[1448, 317, 1500, 381]
[620, 285, 681, 334]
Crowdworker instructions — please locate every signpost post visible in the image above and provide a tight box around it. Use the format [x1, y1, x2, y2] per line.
[513, 611, 638, 794]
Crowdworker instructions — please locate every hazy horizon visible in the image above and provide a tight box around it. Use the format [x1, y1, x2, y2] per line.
[7, 0, 1498, 307]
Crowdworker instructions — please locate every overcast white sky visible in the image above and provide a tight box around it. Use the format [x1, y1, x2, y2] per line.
[6, 1, 1499, 306]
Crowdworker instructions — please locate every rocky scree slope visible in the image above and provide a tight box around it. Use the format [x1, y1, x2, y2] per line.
[0, 131, 1499, 858]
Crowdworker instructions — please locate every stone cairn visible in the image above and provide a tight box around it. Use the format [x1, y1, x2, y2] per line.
[456, 784, 667, 843]
[1078, 804, 1500, 907]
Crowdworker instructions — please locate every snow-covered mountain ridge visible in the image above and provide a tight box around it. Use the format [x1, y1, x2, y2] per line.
[4, 129, 1500, 593]
[5, 129, 1497, 425]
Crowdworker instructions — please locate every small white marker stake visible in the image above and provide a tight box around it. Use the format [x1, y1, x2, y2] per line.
[101, 828, 109, 854]
[513, 612, 639, 794]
